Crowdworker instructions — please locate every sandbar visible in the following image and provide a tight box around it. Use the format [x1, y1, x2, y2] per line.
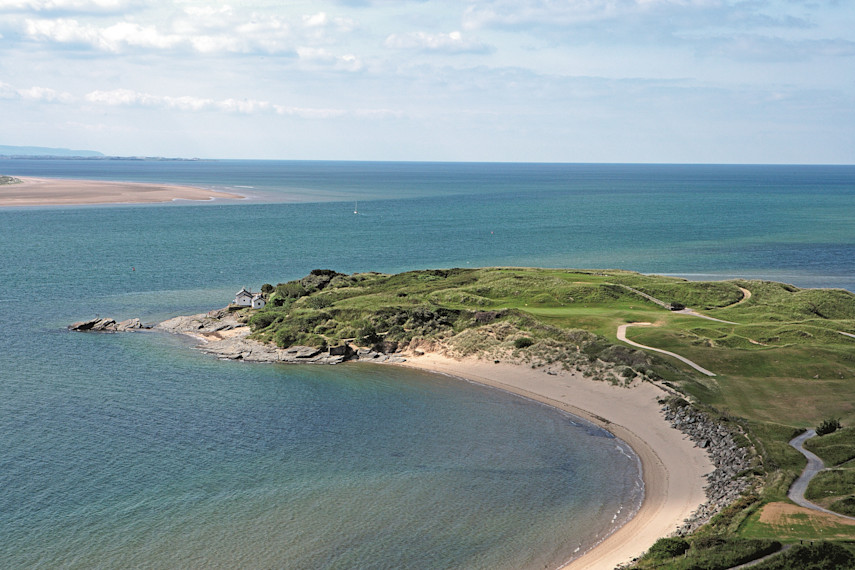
[397, 353, 714, 570]
[0, 176, 243, 206]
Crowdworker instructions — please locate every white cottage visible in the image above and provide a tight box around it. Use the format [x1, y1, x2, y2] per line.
[234, 288, 268, 309]
[234, 287, 254, 306]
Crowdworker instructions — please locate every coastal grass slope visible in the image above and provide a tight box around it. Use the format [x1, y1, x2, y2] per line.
[241, 266, 855, 567]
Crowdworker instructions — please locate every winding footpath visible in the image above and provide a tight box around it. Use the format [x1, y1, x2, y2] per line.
[788, 430, 855, 521]
[615, 285, 756, 376]
[617, 323, 717, 377]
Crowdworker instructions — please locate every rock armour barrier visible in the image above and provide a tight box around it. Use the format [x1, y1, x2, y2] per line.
[664, 403, 754, 535]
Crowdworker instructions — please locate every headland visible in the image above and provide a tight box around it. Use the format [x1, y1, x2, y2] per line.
[89, 307, 715, 568]
[69, 266, 855, 568]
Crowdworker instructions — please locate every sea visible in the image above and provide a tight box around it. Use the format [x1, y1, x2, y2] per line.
[1, 160, 853, 569]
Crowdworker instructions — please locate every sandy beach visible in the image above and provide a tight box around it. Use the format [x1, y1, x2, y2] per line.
[0, 176, 243, 206]
[398, 353, 714, 570]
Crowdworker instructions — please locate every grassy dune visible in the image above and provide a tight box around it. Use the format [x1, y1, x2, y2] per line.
[242, 267, 855, 567]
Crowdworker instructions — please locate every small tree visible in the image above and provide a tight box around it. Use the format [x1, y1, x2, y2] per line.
[816, 417, 841, 436]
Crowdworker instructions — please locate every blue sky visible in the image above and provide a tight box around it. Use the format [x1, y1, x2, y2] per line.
[1, 0, 853, 163]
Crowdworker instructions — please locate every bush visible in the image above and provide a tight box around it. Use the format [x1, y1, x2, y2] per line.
[357, 324, 380, 346]
[514, 337, 534, 349]
[249, 311, 279, 331]
[275, 281, 308, 300]
[273, 327, 297, 347]
[646, 537, 690, 560]
[817, 418, 842, 436]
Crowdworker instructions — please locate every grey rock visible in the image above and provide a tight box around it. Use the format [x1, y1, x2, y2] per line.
[116, 318, 143, 331]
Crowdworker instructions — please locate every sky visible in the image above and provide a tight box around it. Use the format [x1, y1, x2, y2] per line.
[1, 0, 853, 163]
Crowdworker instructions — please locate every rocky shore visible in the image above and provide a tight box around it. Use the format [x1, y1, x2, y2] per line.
[664, 401, 754, 535]
[77, 308, 404, 365]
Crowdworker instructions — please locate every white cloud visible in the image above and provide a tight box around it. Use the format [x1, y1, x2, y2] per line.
[81, 87, 398, 119]
[18, 85, 75, 102]
[461, 0, 815, 37]
[0, 0, 130, 12]
[85, 89, 214, 110]
[303, 12, 329, 28]
[384, 30, 492, 54]
[25, 18, 182, 51]
[0, 81, 18, 98]
[274, 105, 347, 119]
[18, 7, 361, 58]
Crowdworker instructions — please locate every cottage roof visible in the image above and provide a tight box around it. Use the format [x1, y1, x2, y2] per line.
[235, 287, 252, 297]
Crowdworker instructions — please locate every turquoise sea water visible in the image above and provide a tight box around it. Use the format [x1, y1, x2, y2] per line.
[1, 160, 853, 568]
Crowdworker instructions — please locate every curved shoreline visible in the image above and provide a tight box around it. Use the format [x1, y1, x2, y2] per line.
[0, 176, 244, 206]
[395, 353, 714, 570]
[144, 313, 715, 569]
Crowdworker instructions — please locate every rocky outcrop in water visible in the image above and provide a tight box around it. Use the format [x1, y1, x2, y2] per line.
[664, 402, 754, 535]
[69, 317, 149, 332]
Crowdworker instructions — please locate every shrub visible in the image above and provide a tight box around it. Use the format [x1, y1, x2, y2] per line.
[646, 537, 690, 560]
[817, 418, 842, 436]
[275, 281, 308, 300]
[514, 337, 534, 349]
[273, 327, 297, 347]
[249, 312, 279, 331]
[357, 324, 380, 346]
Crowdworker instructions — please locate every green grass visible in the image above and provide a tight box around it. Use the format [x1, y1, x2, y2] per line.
[804, 427, 855, 467]
[805, 470, 855, 506]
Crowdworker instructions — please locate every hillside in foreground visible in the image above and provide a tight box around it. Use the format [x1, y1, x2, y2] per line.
[241, 267, 855, 568]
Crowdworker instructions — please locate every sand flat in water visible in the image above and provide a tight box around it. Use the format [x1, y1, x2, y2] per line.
[0, 177, 243, 206]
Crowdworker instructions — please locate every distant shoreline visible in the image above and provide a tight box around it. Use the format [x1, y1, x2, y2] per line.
[0, 176, 244, 207]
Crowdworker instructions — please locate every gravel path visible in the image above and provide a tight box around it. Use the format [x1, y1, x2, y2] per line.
[788, 430, 855, 520]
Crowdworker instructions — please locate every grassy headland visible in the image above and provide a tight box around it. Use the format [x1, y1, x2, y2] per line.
[242, 267, 855, 567]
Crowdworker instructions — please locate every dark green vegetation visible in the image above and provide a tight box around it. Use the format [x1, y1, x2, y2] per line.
[636, 536, 782, 569]
[751, 542, 855, 570]
[241, 267, 855, 565]
[816, 418, 842, 436]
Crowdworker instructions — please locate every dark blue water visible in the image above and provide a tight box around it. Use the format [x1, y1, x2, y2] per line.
[1, 160, 853, 568]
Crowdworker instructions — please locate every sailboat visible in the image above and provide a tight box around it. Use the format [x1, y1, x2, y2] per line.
[354, 201, 358, 214]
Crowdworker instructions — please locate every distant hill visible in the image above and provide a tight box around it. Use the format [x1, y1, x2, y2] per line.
[0, 145, 104, 157]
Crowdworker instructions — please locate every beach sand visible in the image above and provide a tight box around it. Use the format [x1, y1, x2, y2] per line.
[0, 176, 244, 206]
[397, 353, 714, 570]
